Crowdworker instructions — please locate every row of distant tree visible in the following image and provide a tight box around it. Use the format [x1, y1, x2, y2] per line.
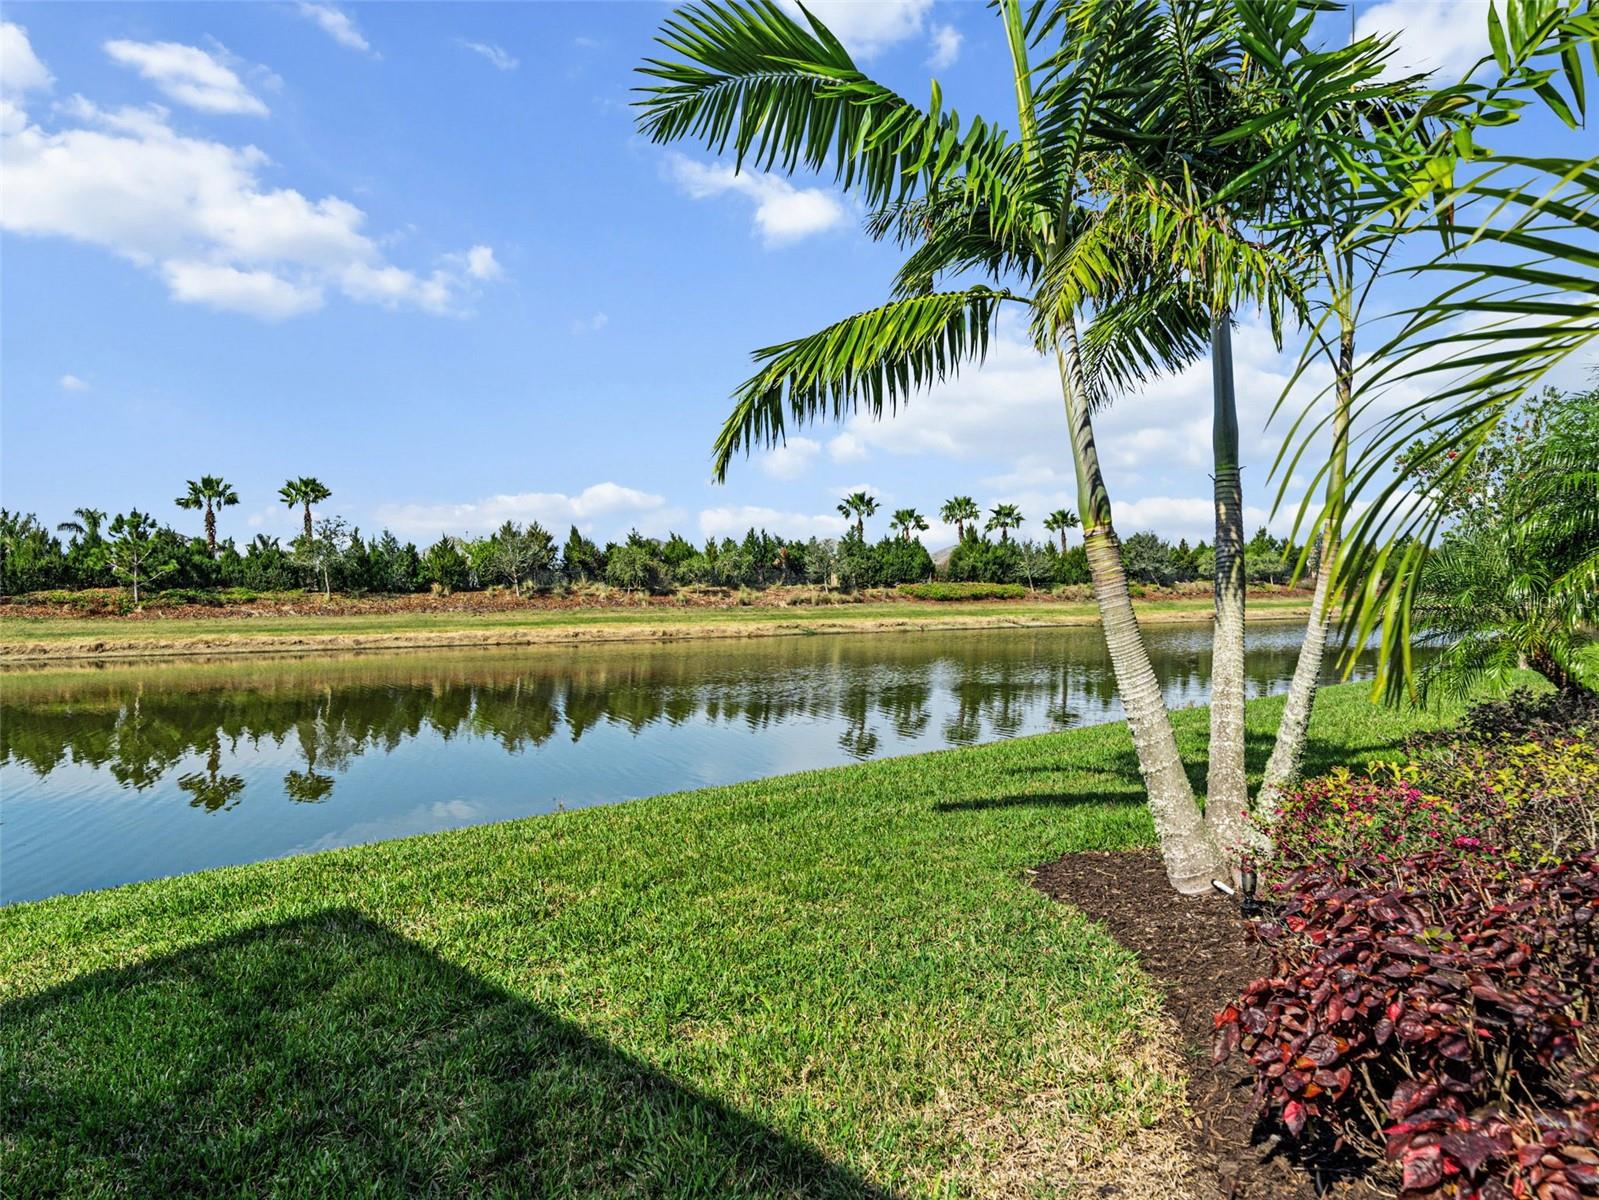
[0, 517, 1313, 600]
[0, 480, 1315, 599]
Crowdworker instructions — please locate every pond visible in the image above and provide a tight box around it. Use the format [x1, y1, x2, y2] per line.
[2, 621, 1378, 904]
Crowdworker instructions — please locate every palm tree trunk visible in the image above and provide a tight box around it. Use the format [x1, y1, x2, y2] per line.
[1259, 323, 1354, 819]
[1205, 311, 1256, 863]
[303, 505, 314, 541]
[205, 505, 217, 556]
[1059, 324, 1222, 893]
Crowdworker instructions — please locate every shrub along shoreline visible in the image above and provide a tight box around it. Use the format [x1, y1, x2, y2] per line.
[1, 684, 1451, 1198]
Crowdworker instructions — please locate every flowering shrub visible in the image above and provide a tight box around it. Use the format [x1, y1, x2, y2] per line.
[1405, 732, 1599, 867]
[1269, 686, 1597, 876]
[1270, 734, 1598, 876]
[1267, 765, 1483, 874]
[1216, 852, 1599, 1198]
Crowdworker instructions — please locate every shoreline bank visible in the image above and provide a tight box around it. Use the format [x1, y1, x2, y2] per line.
[0, 596, 1313, 663]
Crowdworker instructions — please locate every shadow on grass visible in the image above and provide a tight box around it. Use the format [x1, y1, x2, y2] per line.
[1, 908, 886, 1199]
[941, 721, 1424, 817]
[932, 773, 1139, 813]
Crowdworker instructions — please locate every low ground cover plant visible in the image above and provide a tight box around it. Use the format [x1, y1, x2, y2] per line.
[1268, 690, 1598, 875]
[1222, 690, 1599, 1197]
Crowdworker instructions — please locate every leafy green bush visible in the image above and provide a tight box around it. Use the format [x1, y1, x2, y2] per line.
[945, 537, 1022, 584]
[898, 582, 1026, 601]
[604, 542, 663, 593]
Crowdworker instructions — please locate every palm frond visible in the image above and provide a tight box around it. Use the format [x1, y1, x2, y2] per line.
[712, 287, 1014, 480]
[636, 0, 1033, 226]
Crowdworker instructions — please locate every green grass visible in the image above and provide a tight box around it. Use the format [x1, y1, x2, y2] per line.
[0, 595, 1313, 650]
[0, 684, 1451, 1197]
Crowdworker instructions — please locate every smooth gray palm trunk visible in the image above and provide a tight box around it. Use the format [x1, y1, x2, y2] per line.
[1058, 326, 1223, 894]
[1259, 325, 1354, 816]
[1205, 313, 1255, 861]
[1258, 541, 1334, 816]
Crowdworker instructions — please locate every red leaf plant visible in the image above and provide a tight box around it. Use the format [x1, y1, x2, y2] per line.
[1216, 852, 1599, 1197]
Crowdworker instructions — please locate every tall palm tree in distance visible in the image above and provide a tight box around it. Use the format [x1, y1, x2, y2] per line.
[940, 496, 980, 542]
[889, 508, 928, 541]
[279, 477, 331, 541]
[175, 476, 240, 556]
[56, 508, 107, 542]
[986, 503, 1024, 544]
[836, 491, 878, 541]
[1043, 508, 1079, 554]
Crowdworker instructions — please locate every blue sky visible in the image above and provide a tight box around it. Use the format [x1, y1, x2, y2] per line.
[2, 1, 1591, 551]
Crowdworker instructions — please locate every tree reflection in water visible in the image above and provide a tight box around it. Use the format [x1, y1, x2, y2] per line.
[3, 622, 1361, 811]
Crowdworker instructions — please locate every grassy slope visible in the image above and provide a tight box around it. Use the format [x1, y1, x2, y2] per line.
[0, 684, 1448, 1198]
[0, 595, 1312, 654]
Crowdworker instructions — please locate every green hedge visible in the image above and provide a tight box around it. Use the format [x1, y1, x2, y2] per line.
[897, 581, 1027, 601]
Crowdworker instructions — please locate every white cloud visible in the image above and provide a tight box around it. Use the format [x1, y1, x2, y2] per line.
[458, 39, 518, 71]
[758, 436, 822, 481]
[1355, 0, 1490, 83]
[571, 311, 609, 335]
[1, 22, 52, 96]
[58, 373, 89, 391]
[826, 432, 869, 463]
[777, 0, 932, 58]
[699, 504, 849, 541]
[927, 23, 962, 69]
[296, 4, 374, 55]
[665, 153, 846, 246]
[375, 483, 668, 539]
[464, 245, 500, 280]
[104, 40, 267, 116]
[1, 88, 500, 319]
[823, 312, 1330, 480]
[163, 260, 324, 319]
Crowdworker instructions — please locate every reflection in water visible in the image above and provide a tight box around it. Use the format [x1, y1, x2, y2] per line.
[2, 622, 1376, 903]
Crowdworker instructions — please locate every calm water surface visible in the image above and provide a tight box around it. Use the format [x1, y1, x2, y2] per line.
[2, 621, 1374, 903]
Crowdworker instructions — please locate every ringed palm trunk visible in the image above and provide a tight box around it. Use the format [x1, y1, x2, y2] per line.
[1205, 311, 1256, 860]
[1058, 323, 1222, 894]
[303, 505, 314, 541]
[205, 506, 217, 556]
[1259, 323, 1354, 818]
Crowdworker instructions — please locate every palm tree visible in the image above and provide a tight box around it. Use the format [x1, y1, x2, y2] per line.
[1045, 1, 1320, 855]
[889, 508, 928, 541]
[1221, 19, 1436, 812]
[836, 491, 878, 542]
[985, 503, 1024, 544]
[175, 475, 240, 556]
[638, 0, 1225, 890]
[56, 507, 107, 542]
[940, 496, 980, 542]
[1043, 509, 1079, 554]
[1286, 4, 1597, 702]
[279, 477, 331, 541]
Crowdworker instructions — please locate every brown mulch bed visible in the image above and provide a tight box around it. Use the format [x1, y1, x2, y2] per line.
[1034, 849, 1387, 1200]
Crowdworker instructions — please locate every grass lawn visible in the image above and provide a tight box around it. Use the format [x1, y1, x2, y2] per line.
[0, 595, 1314, 658]
[0, 683, 1452, 1198]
